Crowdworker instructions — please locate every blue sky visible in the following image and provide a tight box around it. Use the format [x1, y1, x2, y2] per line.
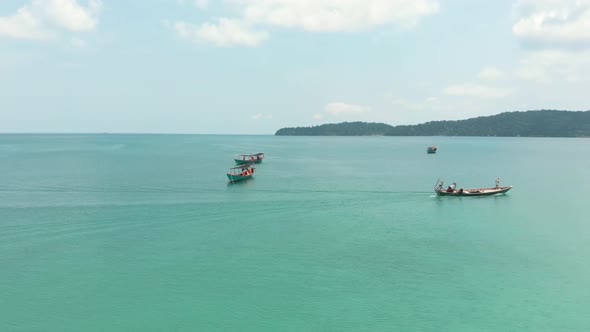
[1, 0, 589, 134]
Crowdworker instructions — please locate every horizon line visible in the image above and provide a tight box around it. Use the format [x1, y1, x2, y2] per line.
[0, 132, 276, 136]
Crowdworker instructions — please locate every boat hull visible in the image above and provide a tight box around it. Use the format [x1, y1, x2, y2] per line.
[435, 186, 512, 196]
[235, 159, 262, 165]
[227, 173, 252, 182]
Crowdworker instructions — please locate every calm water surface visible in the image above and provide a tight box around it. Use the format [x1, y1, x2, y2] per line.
[1, 134, 590, 331]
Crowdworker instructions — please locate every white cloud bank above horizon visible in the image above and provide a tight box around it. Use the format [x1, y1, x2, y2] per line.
[509, 1, 590, 85]
[172, 0, 439, 46]
[512, 0, 590, 49]
[0, 0, 101, 40]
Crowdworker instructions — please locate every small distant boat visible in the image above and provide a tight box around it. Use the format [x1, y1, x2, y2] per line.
[235, 153, 264, 165]
[434, 179, 512, 196]
[427, 146, 437, 154]
[227, 164, 255, 182]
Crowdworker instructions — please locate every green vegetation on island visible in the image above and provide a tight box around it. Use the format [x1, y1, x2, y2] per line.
[274, 110, 590, 137]
[275, 122, 393, 136]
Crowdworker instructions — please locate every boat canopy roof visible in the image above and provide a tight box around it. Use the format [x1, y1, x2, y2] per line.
[236, 153, 264, 157]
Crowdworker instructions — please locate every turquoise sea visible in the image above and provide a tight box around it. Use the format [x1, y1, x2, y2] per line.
[1, 134, 590, 331]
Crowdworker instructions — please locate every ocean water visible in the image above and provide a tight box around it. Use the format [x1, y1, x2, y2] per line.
[1, 134, 590, 331]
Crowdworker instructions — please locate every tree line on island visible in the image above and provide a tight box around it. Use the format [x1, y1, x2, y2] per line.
[274, 110, 590, 137]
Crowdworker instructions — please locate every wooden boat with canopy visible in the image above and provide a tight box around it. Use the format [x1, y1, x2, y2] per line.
[235, 153, 265, 165]
[434, 179, 512, 196]
[227, 164, 255, 182]
[427, 146, 437, 154]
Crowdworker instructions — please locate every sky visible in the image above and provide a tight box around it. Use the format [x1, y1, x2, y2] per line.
[1, 0, 589, 134]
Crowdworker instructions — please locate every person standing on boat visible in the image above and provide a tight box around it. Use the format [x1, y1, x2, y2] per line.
[446, 182, 456, 192]
[495, 177, 500, 188]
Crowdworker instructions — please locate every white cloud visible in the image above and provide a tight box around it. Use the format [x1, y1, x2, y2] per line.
[171, 0, 439, 47]
[243, 0, 440, 32]
[513, 0, 590, 49]
[511, 1, 590, 87]
[0, 6, 51, 40]
[174, 18, 269, 47]
[478, 66, 506, 80]
[0, 0, 101, 40]
[444, 84, 512, 98]
[325, 102, 370, 116]
[312, 113, 324, 120]
[42, 0, 102, 32]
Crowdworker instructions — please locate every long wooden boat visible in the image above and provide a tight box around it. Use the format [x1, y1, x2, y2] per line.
[227, 164, 255, 182]
[235, 153, 264, 165]
[434, 179, 512, 196]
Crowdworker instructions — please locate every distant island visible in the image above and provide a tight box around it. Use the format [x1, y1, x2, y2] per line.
[275, 110, 590, 137]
